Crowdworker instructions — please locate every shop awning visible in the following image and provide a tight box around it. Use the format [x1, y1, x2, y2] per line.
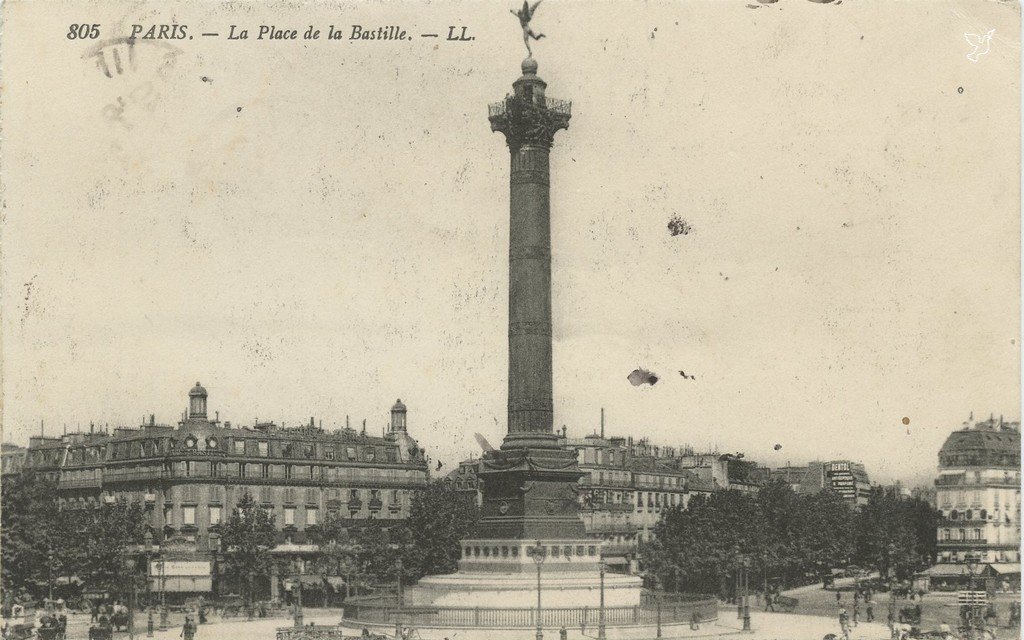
[990, 563, 1021, 575]
[921, 564, 971, 577]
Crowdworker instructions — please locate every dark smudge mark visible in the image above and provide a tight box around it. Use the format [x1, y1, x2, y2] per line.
[627, 368, 659, 387]
[679, 371, 696, 381]
[668, 214, 692, 237]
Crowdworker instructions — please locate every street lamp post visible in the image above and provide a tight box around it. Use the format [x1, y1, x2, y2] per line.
[529, 541, 547, 640]
[48, 552, 54, 602]
[144, 532, 154, 638]
[394, 558, 403, 640]
[741, 556, 751, 632]
[247, 573, 255, 621]
[294, 559, 305, 629]
[597, 561, 606, 640]
[122, 555, 137, 640]
[158, 559, 168, 631]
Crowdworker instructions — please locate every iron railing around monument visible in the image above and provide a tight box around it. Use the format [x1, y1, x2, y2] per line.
[343, 594, 717, 629]
[488, 96, 572, 118]
[276, 626, 345, 640]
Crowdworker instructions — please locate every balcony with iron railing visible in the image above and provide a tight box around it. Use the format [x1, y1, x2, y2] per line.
[58, 477, 103, 489]
[938, 539, 988, 546]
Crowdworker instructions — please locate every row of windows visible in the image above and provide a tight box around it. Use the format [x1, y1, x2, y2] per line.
[941, 528, 985, 542]
[171, 461, 419, 482]
[939, 550, 1020, 563]
[164, 504, 320, 527]
[66, 437, 404, 464]
[938, 489, 1018, 509]
[163, 487, 401, 508]
[462, 544, 599, 559]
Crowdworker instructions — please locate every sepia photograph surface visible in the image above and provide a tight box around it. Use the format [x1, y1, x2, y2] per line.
[0, 1, 1020, 639]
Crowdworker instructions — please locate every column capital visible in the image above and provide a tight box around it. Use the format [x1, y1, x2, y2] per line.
[489, 96, 571, 150]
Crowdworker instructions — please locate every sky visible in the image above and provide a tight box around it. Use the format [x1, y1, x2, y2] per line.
[1, 0, 1020, 486]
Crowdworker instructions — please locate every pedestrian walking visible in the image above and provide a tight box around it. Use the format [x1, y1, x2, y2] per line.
[180, 616, 196, 640]
[835, 590, 842, 604]
[559, 626, 567, 640]
[853, 600, 860, 626]
[866, 600, 874, 623]
[839, 608, 851, 640]
[764, 592, 774, 612]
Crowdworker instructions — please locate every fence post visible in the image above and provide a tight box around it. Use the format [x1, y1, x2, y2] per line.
[633, 605, 640, 624]
[475, 606, 480, 626]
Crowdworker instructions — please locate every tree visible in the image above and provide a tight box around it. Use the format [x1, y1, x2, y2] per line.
[1, 472, 64, 599]
[307, 513, 361, 597]
[221, 491, 277, 608]
[641, 483, 861, 597]
[401, 481, 479, 581]
[2, 474, 147, 602]
[62, 499, 147, 594]
[854, 486, 938, 581]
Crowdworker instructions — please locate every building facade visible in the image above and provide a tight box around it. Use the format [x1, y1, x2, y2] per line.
[771, 460, 872, 506]
[933, 415, 1020, 573]
[1, 443, 27, 478]
[675, 451, 768, 493]
[18, 383, 430, 597]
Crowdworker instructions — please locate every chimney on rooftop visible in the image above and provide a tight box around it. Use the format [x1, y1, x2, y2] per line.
[600, 407, 605, 439]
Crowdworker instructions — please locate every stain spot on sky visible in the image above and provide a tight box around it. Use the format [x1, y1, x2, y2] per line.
[627, 368, 659, 387]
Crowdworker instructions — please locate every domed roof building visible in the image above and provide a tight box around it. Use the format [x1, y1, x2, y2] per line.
[926, 414, 1020, 589]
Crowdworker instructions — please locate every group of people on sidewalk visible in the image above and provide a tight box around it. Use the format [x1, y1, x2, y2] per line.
[836, 585, 880, 640]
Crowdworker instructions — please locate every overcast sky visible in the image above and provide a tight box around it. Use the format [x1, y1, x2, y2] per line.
[2, 0, 1019, 485]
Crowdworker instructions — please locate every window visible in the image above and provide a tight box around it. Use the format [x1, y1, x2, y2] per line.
[365, 447, 375, 462]
[164, 506, 173, 525]
[284, 508, 295, 525]
[346, 447, 356, 460]
[349, 489, 360, 502]
[303, 444, 315, 459]
[260, 487, 272, 503]
[183, 506, 196, 526]
[284, 488, 296, 504]
[258, 442, 269, 457]
[306, 488, 318, 503]
[210, 506, 222, 525]
[390, 489, 400, 503]
[306, 507, 318, 527]
[325, 448, 335, 461]
[974, 528, 982, 540]
[261, 464, 270, 479]
[234, 440, 246, 455]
